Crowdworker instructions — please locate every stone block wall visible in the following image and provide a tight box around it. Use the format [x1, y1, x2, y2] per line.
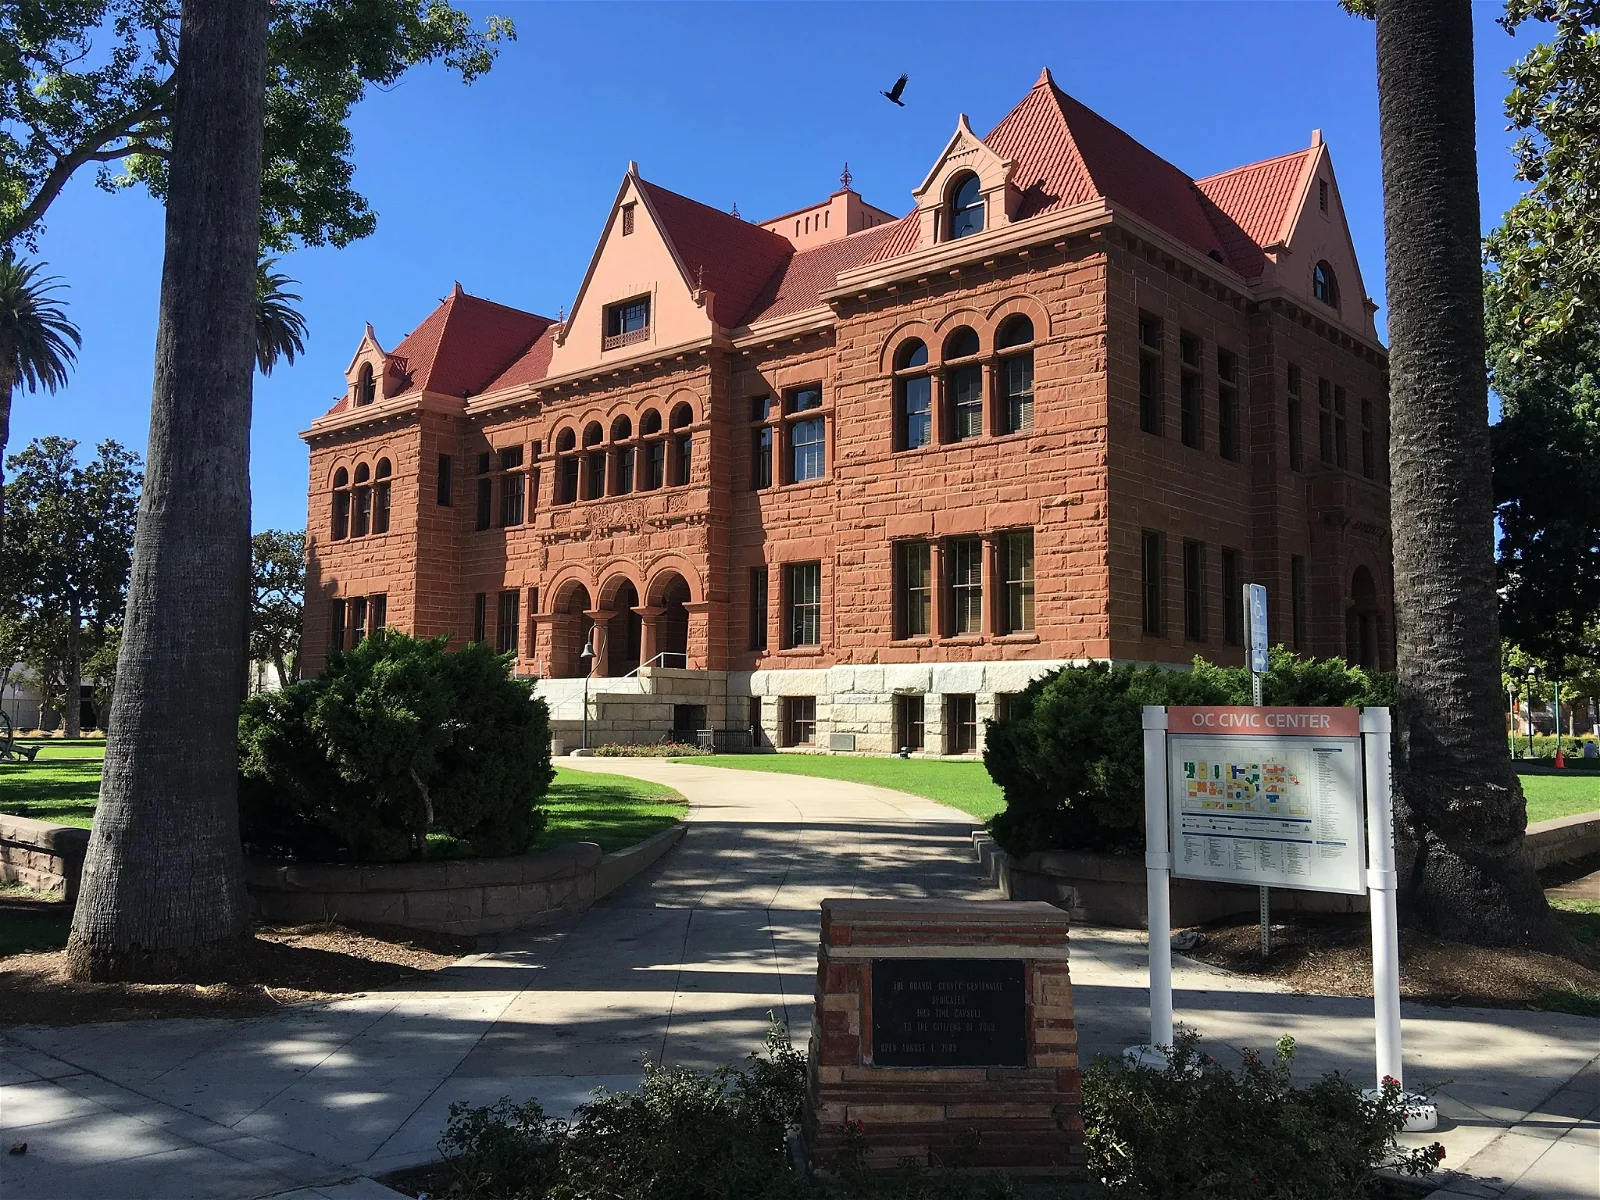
[0, 814, 88, 899]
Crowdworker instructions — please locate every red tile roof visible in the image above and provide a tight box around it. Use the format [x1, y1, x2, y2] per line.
[484, 321, 559, 391]
[1194, 149, 1313, 279]
[390, 286, 554, 399]
[739, 224, 898, 324]
[638, 180, 795, 328]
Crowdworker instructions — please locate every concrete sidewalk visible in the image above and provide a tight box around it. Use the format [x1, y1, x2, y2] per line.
[2, 758, 1595, 1199]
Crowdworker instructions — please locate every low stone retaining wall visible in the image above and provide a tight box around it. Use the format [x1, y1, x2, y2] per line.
[976, 809, 1600, 929]
[246, 822, 686, 937]
[0, 814, 89, 900]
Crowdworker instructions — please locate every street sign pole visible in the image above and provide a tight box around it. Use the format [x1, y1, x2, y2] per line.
[1246, 583, 1269, 958]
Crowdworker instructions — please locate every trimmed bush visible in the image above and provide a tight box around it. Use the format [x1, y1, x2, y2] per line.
[985, 648, 1393, 858]
[239, 633, 553, 861]
[1510, 733, 1600, 763]
[591, 741, 713, 758]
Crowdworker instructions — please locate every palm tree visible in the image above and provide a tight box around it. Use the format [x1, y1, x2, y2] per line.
[1374, 0, 1561, 947]
[66, 0, 269, 982]
[255, 256, 308, 375]
[0, 255, 81, 547]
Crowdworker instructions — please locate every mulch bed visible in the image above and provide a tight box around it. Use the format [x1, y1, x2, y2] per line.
[0, 895, 472, 1026]
[1179, 908, 1600, 1014]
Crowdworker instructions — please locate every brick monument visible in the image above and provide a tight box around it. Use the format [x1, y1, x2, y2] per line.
[801, 899, 1084, 1175]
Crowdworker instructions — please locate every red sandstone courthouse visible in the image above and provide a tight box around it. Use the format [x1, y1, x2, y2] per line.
[301, 69, 1393, 755]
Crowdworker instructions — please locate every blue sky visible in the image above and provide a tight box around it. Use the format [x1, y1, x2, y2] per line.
[19, 1, 1538, 532]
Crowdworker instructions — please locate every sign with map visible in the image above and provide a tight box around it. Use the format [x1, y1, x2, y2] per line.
[1165, 706, 1366, 895]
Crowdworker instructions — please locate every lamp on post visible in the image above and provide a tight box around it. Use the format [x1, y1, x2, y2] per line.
[580, 639, 596, 752]
[1524, 664, 1539, 759]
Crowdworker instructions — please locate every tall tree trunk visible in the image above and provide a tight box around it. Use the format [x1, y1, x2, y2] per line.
[271, 648, 288, 690]
[66, 0, 269, 981]
[63, 596, 80, 739]
[0, 367, 13, 551]
[1375, 0, 1560, 948]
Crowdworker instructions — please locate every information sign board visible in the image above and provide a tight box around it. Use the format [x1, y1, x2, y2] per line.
[1247, 584, 1269, 674]
[1165, 706, 1366, 895]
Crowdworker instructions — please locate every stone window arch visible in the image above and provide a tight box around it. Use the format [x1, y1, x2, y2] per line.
[639, 408, 665, 491]
[1313, 261, 1339, 309]
[550, 581, 594, 678]
[893, 337, 932, 451]
[669, 403, 694, 487]
[554, 427, 579, 504]
[372, 458, 392, 535]
[996, 315, 1035, 434]
[942, 326, 983, 441]
[610, 415, 635, 495]
[582, 421, 605, 501]
[356, 362, 376, 407]
[331, 467, 350, 540]
[352, 462, 372, 537]
[947, 172, 985, 240]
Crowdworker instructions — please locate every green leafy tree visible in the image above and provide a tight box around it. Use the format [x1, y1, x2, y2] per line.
[254, 256, 307, 375]
[251, 528, 305, 687]
[0, 253, 80, 545]
[1, 436, 140, 736]
[0, 0, 515, 252]
[1486, 1, 1600, 678]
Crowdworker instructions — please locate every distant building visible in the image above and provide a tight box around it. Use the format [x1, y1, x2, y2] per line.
[300, 69, 1392, 754]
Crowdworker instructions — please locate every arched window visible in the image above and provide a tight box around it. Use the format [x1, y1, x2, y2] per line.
[331, 467, 350, 540]
[670, 404, 694, 487]
[610, 415, 635, 495]
[582, 422, 605, 500]
[893, 338, 932, 451]
[352, 462, 372, 537]
[996, 315, 1035, 434]
[1346, 566, 1381, 669]
[1312, 261, 1339, 308]
[639, 409, 665, 490]
[943, 327, 983, 441]
[554, 428, 579, 504]
[356, 363, 376, 407]
[372, 458, 392, 534]
[948, 173, 984, 240]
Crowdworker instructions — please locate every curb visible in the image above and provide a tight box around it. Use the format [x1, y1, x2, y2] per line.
[595, 822, 687, 901]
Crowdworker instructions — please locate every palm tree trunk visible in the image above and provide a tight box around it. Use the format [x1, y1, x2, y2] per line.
[1376, 0, 1560, 947]
[0, 366, 13, 551]
[66, 0, 269, 981]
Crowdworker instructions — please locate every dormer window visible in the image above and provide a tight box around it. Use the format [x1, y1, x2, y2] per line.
[1312, 261, 1339, 309]
[603, 295, 650, 350]
[356, 362, 375, 407]
[948, 173, 985, 240]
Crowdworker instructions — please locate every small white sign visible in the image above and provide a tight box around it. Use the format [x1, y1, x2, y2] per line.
[1247, 583, 1269, 674]
[1165, 707, 1367, 896]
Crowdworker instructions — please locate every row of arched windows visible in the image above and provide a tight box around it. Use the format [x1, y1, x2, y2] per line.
[331, 458, 391, 539]
[552, 401, 695, 504]
[892, 314, 1034, 451]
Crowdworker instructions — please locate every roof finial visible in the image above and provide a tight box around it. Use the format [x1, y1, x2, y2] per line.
[730, 201, 740, 219]
[840, 161, 853, 191]
[695, 263, 705, 290]
[1035, 66, 1054, 89]
[627, 159, 639, 177]
[558, 305, 565, 323]
[451, 281, 464, 297]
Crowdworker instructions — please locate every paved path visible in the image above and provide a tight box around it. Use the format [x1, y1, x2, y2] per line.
[2, 759, 1596, 1199]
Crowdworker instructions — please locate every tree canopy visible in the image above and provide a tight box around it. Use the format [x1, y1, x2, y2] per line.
[0, 0, 515, 251]
[251, 527, 305, 688]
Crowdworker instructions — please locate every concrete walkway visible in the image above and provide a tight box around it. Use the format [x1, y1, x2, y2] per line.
[2, 759, 1596, 1199]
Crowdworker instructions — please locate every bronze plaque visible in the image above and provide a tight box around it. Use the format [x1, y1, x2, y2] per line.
[871, 958, 1026, 1067]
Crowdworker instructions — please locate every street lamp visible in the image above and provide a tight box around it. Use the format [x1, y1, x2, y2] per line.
[1525, 665, 1539, 759]
[579, 639, 595, 752]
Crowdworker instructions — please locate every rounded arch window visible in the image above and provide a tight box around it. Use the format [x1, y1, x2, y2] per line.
[353, 462, 370, 484]
[374, 458, 391, 478]
[948, 173, 985, 240]
[996, 315, 1035, 349]
[1313, 261, 1339, 308]
[351, 463, 373, 537]
[639, 409, 662, 436]
[894, 338, 928, 371]
[555, 427, 576, 453]
[582, 421, 604, 448]
[943, 327, 980, 361]
[372, 459, 392, 534]
[332, 467, 349, 489]
[331, 468, 350, 540]
[610, 415, 633, 441]
[581, 421, 605, 500]
[669, 402, 693, 429]
[356, 363, 375, 406]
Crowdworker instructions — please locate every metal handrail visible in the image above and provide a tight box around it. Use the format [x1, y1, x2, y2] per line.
[621, 650, 688, 678]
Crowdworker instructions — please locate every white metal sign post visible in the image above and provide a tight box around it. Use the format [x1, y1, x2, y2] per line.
[1137, 702, 1436, 1130]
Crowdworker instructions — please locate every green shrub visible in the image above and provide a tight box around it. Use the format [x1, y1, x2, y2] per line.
[239, 633, 554, 862]
[1083, 1030, 1442, 1199]
[1509, 732, 1599, 763]
[591, 741, 712, 758]
[986, 648, 1393, 858]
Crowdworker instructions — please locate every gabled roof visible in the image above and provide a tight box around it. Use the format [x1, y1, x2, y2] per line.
[637, 180, 795, 328]
[739, 224, 898, 325]
[1195, 148, 1316, 280]
[390, 285, 554, 398]
[483, 322, 560, 392]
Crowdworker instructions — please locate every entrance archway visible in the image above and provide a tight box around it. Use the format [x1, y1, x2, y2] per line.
[651, 572, 691, 667]
[602, 579, 642, 676]
[550, 582, 593, 678]
[1345, 567, 1379, 669]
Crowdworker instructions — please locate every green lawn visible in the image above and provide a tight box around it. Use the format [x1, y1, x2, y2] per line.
[1519, 771, 1600, 825]
[1, 744, 684, 855]
[679, 754, 1004, 822]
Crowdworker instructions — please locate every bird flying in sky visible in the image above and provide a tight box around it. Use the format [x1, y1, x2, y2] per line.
[881, 73, 908, 106]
